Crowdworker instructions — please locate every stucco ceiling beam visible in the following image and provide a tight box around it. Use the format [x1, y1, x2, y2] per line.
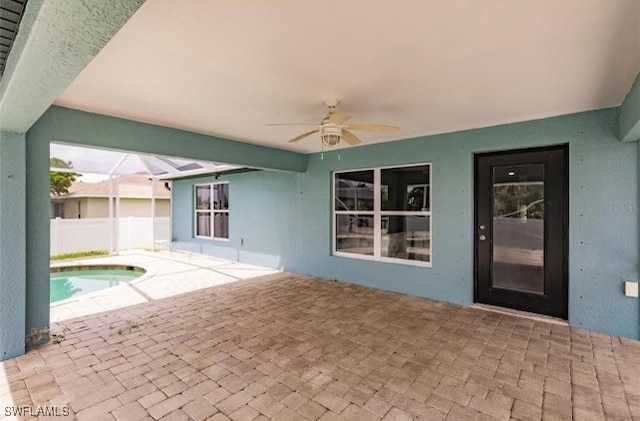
[29, 106, 307, 172]
[0, 0, 147, 133]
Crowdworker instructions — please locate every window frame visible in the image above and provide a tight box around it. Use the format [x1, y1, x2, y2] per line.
[332, 162, 432, 268]
[194, 181, 230, 241]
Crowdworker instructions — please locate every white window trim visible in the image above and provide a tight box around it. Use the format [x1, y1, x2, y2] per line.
[194, 181, 230, 241]
[332, 163, 432, 268]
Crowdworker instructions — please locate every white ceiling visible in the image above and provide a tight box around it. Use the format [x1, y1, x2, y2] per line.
[55, 0, 640, 154]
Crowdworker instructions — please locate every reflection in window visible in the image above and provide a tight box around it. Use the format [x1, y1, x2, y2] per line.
[335, 171, 374, 211]
[492, 164, 544, 294]
[194, 182, 229, 239]
[407, 185, 428, 211]
[213, 212, 229, 239]
[196, 213, 211, 237]
[381, 215, 430, 262]
[381, 165, 430, 211]
[335, 214, 374, 256]
[334, 164, 431, 266]
[213, 184, 229, 210]
[196, 185, 211, 210]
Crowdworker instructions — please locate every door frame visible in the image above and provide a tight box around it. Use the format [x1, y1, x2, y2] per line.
[473, 144, 569, 319]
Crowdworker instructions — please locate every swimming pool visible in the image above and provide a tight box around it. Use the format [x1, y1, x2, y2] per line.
[50, 265, 145, 303]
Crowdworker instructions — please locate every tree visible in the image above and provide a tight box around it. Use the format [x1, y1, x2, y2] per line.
[494, 184, 544, 219]
[50, 157, 80, 196]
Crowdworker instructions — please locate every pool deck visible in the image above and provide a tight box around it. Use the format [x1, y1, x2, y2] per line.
[50, 251, 280, 323]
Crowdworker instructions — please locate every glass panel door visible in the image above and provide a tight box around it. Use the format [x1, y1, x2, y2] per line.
[475, 146, 568, 319]
[492, 164, 545, 293]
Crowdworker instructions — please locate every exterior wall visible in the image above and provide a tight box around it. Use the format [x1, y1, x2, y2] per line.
[173, 108, 640, 339]
[62, 198, 87, 219]
[173, 171, 299, 269]
[85, 198, 104, 218]
[55, 197, 170, 218]
[0, 132, 26, 359]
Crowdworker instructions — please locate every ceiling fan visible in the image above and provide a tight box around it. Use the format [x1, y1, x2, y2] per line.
[266, 100, 400, 147]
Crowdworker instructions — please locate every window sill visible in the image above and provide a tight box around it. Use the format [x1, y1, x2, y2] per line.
[194, 236, 230, 242]
[333, 251, 432, 268]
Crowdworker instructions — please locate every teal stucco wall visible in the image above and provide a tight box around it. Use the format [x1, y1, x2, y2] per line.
[172, 170, 301, 269]
[173, 108, 640, 339]
[24, 125, 51, 346]
[0, 132, 26, 359]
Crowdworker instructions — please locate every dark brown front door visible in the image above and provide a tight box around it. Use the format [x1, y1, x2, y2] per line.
[474, 145, 568, 318]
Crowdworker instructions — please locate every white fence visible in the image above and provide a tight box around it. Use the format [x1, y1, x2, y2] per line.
[50, 217, 170, 255]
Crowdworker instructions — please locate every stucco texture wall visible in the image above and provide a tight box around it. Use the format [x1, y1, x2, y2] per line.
[173, 171, 300, 269]
[173, 108, 640, 339]
[0, 132, 26, 359]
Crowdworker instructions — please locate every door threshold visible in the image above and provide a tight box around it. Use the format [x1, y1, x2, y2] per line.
[472, 303, 568, 325]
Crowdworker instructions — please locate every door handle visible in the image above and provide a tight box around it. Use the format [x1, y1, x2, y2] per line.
[478, 234, 487, 241]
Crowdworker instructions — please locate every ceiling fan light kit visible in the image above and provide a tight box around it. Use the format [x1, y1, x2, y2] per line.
[321, 126, 342, 147]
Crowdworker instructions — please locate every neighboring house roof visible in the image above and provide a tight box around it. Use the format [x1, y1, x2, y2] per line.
[52, 174, 171, 200]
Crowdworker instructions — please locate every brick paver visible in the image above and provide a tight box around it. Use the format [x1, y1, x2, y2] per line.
[1, 271, 640, 420]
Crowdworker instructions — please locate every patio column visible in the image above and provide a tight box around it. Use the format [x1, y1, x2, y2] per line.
[25, 128, 50, 348]
[0, 132, 26, 360]
[151, 177, 156, 251]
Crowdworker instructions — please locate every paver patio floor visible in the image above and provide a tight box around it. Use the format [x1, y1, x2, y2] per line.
[1, 269, 640, 420]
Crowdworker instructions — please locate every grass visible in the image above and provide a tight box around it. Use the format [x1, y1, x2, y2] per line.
[50, 250, 109, 261]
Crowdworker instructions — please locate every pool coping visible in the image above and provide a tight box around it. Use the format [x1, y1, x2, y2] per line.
[50, 264, 146, 274]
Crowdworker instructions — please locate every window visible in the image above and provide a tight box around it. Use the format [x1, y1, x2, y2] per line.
[195, 182, 229, 239]
[333, 164, 431, 266]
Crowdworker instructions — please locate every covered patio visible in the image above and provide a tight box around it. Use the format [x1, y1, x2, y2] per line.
[1, 0, 640, 419]
[2, 255, 640, 420]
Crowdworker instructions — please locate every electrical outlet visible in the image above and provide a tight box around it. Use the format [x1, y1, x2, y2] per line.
[625, 281, 639, 298]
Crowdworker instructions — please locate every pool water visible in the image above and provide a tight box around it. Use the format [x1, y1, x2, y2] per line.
[50, 269, 142, 303]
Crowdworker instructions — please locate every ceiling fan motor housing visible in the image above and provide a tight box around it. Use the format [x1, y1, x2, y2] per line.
[321, 126, 342, 147]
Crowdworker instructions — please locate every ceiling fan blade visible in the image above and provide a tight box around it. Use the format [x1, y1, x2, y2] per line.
[341, 130, 362, 145]
[326, 112, 351, 124]
[346, 124, 400, 133]
[288, 129, 319, 143]
[266, 123, 319, 127]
